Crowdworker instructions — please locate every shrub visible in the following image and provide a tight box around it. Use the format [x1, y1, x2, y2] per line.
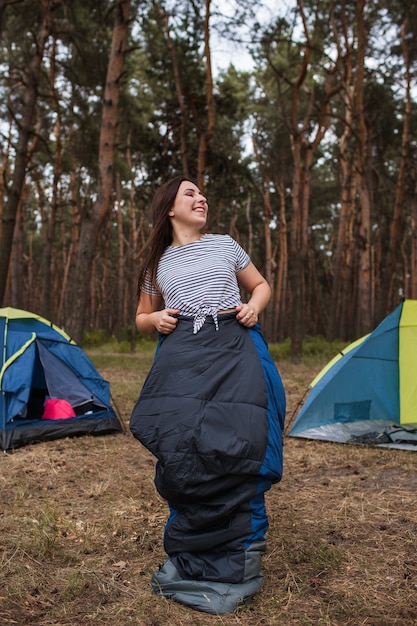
[268, 336, 347, 363]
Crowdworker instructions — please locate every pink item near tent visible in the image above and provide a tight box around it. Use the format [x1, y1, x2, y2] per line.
[42, 398, 76, 420]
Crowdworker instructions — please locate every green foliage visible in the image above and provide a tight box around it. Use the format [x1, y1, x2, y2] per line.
[85, 331, 346, 362]
[269, 336, 347, 363]
[302, 335, 347, 359]
[26, 505, 60, 557]
[82, 329, 113, 348]
[83, 328, 157, 354]
[83, 334, 131, 354]
[1, 0, 415, 347]
[268, 338, 291, 361]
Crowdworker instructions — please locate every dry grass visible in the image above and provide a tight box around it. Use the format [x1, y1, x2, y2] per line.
[1, 352, 417, 625]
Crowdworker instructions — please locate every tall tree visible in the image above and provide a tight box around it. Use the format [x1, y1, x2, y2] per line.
[66, 0, 131, 343]
[353, 0, 373, 335]
[40, 36, 62, 319]
[255, 0, 343, 357]
[0, 0, 53, 304]
[1, 0, 415, 343]
[196, 0, 215, 190]
[153, 0, 190, 176]
[327, 0, 360, 339]
[384, 5, 415, 312]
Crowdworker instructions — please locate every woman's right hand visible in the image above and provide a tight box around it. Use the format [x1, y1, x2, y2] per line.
[153, 308, 180, 334]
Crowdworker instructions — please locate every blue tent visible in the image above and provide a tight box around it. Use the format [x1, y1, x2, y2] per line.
[289, 300, 417, 450]
[0, 307, 122, 451]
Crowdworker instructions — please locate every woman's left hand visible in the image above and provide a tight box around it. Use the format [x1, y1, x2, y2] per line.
[236, 304, 258, 327]
[235, 263, 270, 328]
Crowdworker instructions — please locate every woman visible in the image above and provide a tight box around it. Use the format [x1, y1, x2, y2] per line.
[130, 176, 286, 615]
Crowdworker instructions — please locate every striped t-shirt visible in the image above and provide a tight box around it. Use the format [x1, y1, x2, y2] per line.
[142, 234, 250, 333]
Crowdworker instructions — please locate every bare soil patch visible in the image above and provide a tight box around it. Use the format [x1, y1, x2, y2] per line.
[1, 355, 416, 625]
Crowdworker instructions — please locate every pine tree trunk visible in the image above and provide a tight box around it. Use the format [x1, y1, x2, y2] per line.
[354, 0, 373, 335]
[197, 0, 215, 190]
[385, 16, 412, 312]
[57, 108, 80, 327]
[41, 47, 62, 320]
[275, 180, 288, 341]
[262, 182, 273, 338]
[114, 172, 124, 341]
[328, 9, 355, 340]
[154, 1, 189, 176]
[409, 185, 417, 298]
[66, 0, 131, 344]
[0, 0, 52, 304]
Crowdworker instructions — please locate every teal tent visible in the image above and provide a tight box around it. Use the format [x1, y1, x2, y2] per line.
[0, 307, 122, 451]
[289, 300, 417, 449]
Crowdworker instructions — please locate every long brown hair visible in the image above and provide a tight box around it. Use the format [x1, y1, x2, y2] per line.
[137, 175, 196, 298]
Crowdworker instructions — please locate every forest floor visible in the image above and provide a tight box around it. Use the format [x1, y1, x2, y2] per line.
[1, 351, 417, 626]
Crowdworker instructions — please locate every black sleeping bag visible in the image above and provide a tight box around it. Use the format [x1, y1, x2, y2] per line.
[130, 312, 286, 614]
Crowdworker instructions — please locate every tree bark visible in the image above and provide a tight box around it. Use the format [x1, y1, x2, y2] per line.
[252, 134, 274, 336]
[41, 37, 62, 319]
[354, 0, 373, 335]
[0, 113, 12, 241]
[57, 97, 80, 327]
[0, 0, 52, 304]
[385, 15, 412, 312]
[408, 179, 417, 299]
[10, 190, 26, 308]
[287, 0, 343, 359]
[153, 1, 189, 177]
[114, 172, 124, 340]
[328, 0, 355, 340]
[275, 179, 288, 341]
[66, 0, 131, 344]
[196, 0, 215, 191]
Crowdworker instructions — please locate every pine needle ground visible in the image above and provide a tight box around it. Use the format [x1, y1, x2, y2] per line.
[1, 352, 416, 626]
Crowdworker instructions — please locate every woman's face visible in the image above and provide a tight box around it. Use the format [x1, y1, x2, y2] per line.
[169, 181, 208, 229]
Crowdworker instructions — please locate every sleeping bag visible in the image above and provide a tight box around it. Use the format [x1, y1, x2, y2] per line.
[130, 312, 286, 614]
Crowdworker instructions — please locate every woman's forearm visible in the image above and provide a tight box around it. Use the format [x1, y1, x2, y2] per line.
[136, 307, 180, 335]
[247, 281, 271, 315]
[136, 311, 158, 335]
